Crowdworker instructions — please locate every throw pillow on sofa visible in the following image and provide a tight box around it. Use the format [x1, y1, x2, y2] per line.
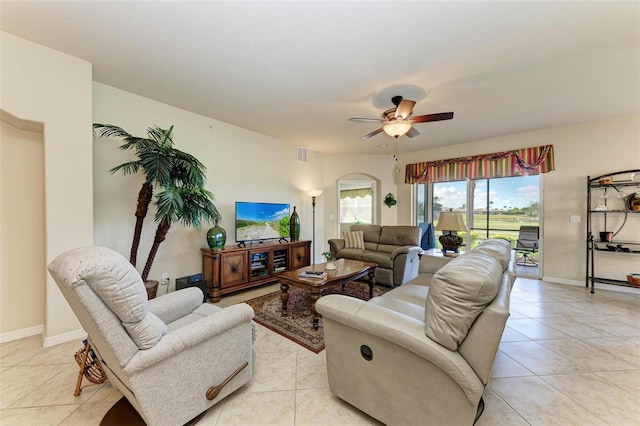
[424, 252, 502, 351]
[343, 230, 365, 249]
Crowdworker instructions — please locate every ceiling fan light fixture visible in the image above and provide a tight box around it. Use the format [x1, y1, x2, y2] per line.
[383, 120, 412, 138]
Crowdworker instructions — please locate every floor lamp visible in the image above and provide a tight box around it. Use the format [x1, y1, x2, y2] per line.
[308, 189, 323, 265]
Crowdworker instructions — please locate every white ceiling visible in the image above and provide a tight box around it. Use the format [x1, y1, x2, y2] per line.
[2, 1, 639, 156]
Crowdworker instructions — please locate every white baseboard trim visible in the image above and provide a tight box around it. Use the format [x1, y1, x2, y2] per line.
[44, 328, 87, 348]
[543, 276, 640, 294]
[542, 276, 584, 287]
[0, 325, 43, 344]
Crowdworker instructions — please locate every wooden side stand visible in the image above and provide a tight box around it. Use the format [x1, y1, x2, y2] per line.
[74, 340, 108, 396]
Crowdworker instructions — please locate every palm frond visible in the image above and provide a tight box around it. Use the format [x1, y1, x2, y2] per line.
[93, 123, 132, 139]
[154, 188, 183, 225]
[139, 151, 173, 185]
[175, 186, 220, 229]
[109, 161, 142, 176]
[169, 149, 207, 187]
[147, 125, 175, 148]
[120, 137, 156, 152]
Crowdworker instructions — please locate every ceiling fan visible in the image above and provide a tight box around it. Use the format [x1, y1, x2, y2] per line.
[349, 96, 454, 139]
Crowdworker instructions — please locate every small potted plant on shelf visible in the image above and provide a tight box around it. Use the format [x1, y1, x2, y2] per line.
[321, 251, 337, 270]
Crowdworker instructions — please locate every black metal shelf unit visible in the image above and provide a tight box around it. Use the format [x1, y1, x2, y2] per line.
[586, 169, 640, 293]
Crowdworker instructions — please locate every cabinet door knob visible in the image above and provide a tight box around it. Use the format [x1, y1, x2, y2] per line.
[296, 253, 302, 261]
[231, 264, 238, 273]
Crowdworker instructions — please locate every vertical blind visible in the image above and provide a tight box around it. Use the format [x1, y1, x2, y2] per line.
[405, 144, 555, 184]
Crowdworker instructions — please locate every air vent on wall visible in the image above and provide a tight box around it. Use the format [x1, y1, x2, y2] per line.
[297, 146, 308, 163]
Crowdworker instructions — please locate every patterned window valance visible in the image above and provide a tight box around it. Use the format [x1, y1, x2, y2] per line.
[405, 144, 555, 184]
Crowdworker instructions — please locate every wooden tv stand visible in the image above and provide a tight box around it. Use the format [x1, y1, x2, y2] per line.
[201, 240, 311, 302]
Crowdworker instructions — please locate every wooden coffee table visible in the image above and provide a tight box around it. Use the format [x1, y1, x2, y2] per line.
[278, 259, 377, 329]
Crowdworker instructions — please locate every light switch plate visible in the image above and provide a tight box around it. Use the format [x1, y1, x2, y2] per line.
[570, 215, 581, 223]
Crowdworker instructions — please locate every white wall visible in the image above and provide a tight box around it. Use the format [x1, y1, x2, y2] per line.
[396, 114, 640, 285]
[0, 119, 45, 336]
[0, 32, 93, 344]
[321, 154, 399, 252]
[93, 83, 323, 291]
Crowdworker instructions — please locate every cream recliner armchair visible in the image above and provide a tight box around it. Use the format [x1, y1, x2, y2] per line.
[48, 246, 254, 426]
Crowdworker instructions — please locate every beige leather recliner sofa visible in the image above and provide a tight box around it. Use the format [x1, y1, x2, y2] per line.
[328, 224, 422, 286]
[316, 239, 514, 425]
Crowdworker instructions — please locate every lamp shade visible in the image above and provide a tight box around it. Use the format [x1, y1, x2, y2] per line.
[383, 120, 411, 137]
[435, 212, 467, 232]
[307, 189, 323, 198]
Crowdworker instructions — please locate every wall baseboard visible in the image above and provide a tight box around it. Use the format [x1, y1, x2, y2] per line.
[44, 328, 87, 348]
[543, 276, 640, 294]
[0, 324, 43, 344]
[1, 326, 88, 348]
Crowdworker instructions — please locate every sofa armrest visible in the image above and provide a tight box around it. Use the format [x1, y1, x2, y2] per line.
[389, 245, 420, 260]
[418, 254, 453, 275]
[328, 238, 345, 256]
[147, 287, 204, 324]
[390, 246, 422, 285]
[125, 303, 254, 373]
[316, 295, 484, 403]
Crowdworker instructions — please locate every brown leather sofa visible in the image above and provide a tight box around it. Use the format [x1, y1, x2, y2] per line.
[328, 224, 422, 287]
[316, 239, 514, 425]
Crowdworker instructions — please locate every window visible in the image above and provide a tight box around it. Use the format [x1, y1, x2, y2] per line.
[415, 175, 540, 250]
[338, 181, 375, 236]
[471, 176, 540, 247]
[339, 192, 373, 224]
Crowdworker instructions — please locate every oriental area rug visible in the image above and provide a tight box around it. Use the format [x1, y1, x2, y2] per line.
[245, 281, 390, 353]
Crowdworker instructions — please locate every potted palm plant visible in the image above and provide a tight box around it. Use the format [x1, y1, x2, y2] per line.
[94, 124, 220, 294]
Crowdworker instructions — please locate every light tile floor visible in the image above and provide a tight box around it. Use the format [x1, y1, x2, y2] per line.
[1, 278, 639, 425]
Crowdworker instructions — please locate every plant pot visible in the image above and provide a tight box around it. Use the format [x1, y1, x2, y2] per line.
[325, 260, 336, 270]
[599, 231, 613, 242]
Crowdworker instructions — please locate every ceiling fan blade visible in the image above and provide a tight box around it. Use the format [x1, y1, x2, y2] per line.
[410, 112, 454, 123]
[406, 127, 421, 138]
[361, 128, 384, 139]
[349, 117, 383, 123]
[395, 100, 416, 119]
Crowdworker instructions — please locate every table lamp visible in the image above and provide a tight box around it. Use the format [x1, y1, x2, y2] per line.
[435, 211, 467, 253]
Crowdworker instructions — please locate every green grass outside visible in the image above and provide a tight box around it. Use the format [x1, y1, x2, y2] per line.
[433, 213, 539, 259]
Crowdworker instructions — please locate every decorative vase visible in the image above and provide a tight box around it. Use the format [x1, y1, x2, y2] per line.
[207, 221, 226, 250]
[289, 206, 300, 241]
[144, 280, 159, 300]
[325, 260, 336, 270]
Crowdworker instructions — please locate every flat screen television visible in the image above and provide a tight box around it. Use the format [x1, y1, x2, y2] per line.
[235, 201, 290, 243]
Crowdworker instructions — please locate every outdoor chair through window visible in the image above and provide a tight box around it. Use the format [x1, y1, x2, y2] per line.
[515, 225, 539, 266]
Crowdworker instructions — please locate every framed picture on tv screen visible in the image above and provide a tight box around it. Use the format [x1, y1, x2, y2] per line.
[235, 202, 290, 242]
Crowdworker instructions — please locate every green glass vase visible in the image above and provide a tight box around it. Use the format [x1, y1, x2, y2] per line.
[207, 221, 226, 250]
[289, 206, 300, 241]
